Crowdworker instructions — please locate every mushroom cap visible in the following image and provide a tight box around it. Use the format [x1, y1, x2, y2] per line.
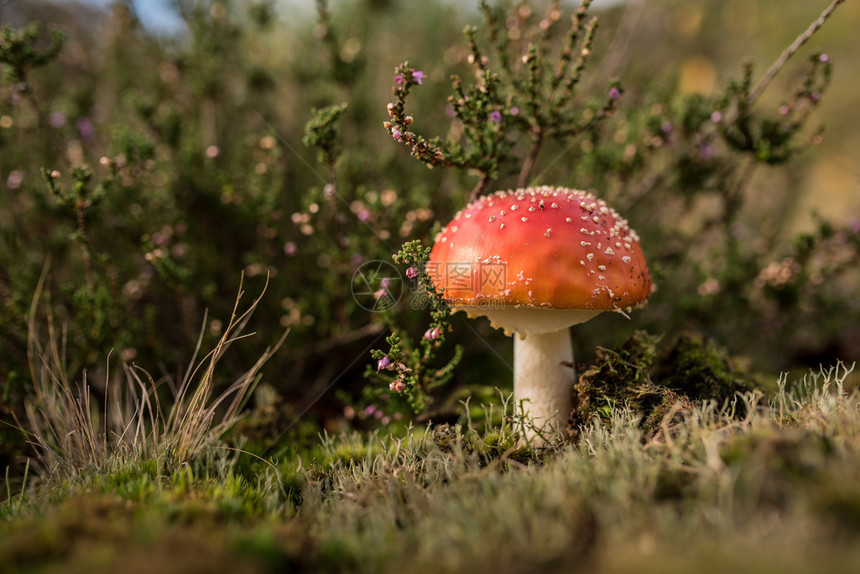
[428, 186, 652, 335]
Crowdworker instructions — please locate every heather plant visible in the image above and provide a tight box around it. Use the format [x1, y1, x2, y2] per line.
[364, 240, 463, 414]
[383, 0, 621, 199]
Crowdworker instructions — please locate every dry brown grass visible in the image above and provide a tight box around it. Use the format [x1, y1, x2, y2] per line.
[23, 271, 288, 478]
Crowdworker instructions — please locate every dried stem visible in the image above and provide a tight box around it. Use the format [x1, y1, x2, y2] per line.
[469, 172, 492, 203]
[518, 137, 542, 188]
[747, 0, 844, 106]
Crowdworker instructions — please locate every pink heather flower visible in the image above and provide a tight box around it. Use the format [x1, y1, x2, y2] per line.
[509, 106, 519, 116]
[49, 111, 67, 128]
[377, 356, 393, 371]
[819, 54, 829, 63]
[392, 129, 402, 140]
[423, 326, 442, 341]
[76, 117, 95, 140]
[489, 111, 502, 123]
[406, 266, 418, 279]
[661, 121, 673, 134]
[389, 380, 407, 393]
[412, 70, 426, 84]
[284, 242, 297, 256]
[710, 111, 722, 123]
[608, 87, 621, 100]
[6, 170, 23, 190]
[365, 405, 377, 416]
[394, 74, 404, 85]
[380, 278, 392, 289]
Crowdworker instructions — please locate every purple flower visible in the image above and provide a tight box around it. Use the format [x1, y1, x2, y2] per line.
[406, 266, 418, 279]
[489, 111, 502, 123]
[412, 70, 426, 84]
[710, 111, 722, 123]
[819, 53, 829, 63]
[76, 117, 94, 141]
[661, 121, 673, 134]
[392, 129, 402, 140]
[365, 405, 377, 416]
[380, 278, 392, 289]
[377, 356, 392, 371]
[509, 106, 519, 116]
[608, 87, 621, 100]
[394, 74, 404, 85]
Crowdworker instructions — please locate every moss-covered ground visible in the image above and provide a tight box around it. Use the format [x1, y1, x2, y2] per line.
[2, 354, 858, 574]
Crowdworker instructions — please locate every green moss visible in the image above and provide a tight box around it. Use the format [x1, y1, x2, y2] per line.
[720, 429, 835, 474]
[572, 331, 757, 437]
[814, 484, 860, 536]
[572, 331, 660, 431]
[432, 423, 458, 453]
[718, 428, 838, 511]
[640, 389, 697, 435]
[656, 333, 754, 406]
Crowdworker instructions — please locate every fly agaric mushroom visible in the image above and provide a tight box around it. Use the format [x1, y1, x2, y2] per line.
[428, 186, 651, 440]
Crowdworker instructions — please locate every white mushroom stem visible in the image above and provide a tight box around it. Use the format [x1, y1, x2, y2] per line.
[513, 328, 574, 442]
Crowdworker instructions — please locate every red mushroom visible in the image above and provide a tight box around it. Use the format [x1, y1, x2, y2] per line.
[428, 186, 652, 441]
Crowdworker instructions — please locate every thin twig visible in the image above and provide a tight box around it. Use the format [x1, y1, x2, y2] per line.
[469, 172, 492, 202]
[747, 0, 844, 107]
[517, 136, 542, 188]
[598, 0, 647, 83]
